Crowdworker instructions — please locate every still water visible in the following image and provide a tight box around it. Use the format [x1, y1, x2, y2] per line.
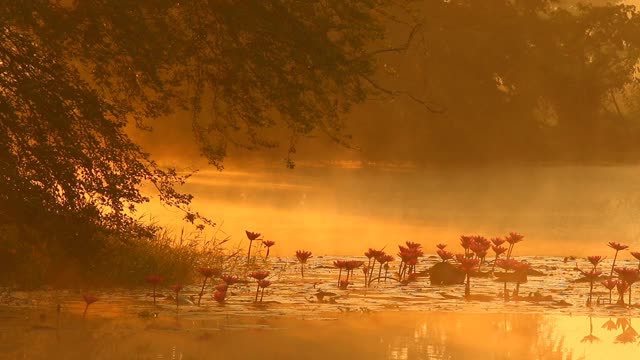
[3, 253, 640, 359]
[142, 164, 640, 256]
[1, 309, 639, 359]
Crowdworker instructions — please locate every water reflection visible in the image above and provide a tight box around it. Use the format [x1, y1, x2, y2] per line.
[384, 313, 567, 360]
[3, 310, 640, 359]
[581, 316, 600, 344]
[614, 318, 638, 344]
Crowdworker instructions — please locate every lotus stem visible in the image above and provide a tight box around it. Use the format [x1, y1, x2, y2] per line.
[255, 283, 260, 302]
[465, 274, 470, 298]
[610, 250, 619, 279]
[198, 277, 208, 306]
[368, 263, 375, 287]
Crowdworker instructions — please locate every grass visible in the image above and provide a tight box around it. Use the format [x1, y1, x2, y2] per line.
[10, 223, 640, 311]
[0, 223, 230, 288]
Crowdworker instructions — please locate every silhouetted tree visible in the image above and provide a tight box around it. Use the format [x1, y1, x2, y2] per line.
[0, 1, 401, 252]
[354, 0, 640, 165]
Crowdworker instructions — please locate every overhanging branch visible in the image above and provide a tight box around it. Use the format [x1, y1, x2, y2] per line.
[366, 23, 422, 57]
[361, 75, 445, 114]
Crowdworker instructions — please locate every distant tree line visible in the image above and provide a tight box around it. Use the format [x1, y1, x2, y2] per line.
[352, 0, 640, 165]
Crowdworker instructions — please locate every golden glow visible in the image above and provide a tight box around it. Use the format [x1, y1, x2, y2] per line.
[3, 307, 639, 359]
[139, 164, 640, 257]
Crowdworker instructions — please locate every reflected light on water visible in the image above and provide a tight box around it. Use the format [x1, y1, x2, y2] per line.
[139, 165, 640, 257]
[3, 308, 640, 359]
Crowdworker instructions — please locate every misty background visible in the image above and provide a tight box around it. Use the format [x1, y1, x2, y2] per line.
[134, 0, 640, 256]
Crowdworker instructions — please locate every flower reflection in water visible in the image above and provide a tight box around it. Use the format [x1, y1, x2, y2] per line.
[614, 318, 638, 344]
[602, 318, 617, 331]
[581, 316, 600, 344]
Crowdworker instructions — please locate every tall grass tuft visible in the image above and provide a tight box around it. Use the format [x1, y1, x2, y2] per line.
[0, 223, 230, 288]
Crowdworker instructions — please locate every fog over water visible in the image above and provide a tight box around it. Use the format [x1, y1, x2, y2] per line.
[131, 0, 640, 257]
[139, 163, 640, 257]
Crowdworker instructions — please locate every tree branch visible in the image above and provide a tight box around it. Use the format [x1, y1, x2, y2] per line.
[610, 90, 625, 121]
[361, 75, 445, 114]
[366, 23, 422, 57]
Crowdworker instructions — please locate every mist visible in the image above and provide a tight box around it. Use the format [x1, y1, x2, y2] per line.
[129, 0, 640, 258]
[135, 162, 640, 257]
[6, 2, 640, 358]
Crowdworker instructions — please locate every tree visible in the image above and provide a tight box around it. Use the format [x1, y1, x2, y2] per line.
[0, 1, 400, 249]
[354, 0, 640, 165]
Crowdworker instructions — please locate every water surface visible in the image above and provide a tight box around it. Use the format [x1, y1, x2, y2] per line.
[3, 307, 640, 360]
[141, 165, 640, 256]
[3, 254, 640, 359]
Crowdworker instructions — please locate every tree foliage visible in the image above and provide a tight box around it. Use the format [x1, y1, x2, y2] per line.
[65, 0, 390, 168]
[356, 0, 640, 164]
[5, 0, 640, 257]
[0, 1, 394, 247]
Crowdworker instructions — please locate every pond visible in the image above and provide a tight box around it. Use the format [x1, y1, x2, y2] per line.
[2, 254, 640, 359]
[1, 308, 638, 359]
[140, 164, 640, 257]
